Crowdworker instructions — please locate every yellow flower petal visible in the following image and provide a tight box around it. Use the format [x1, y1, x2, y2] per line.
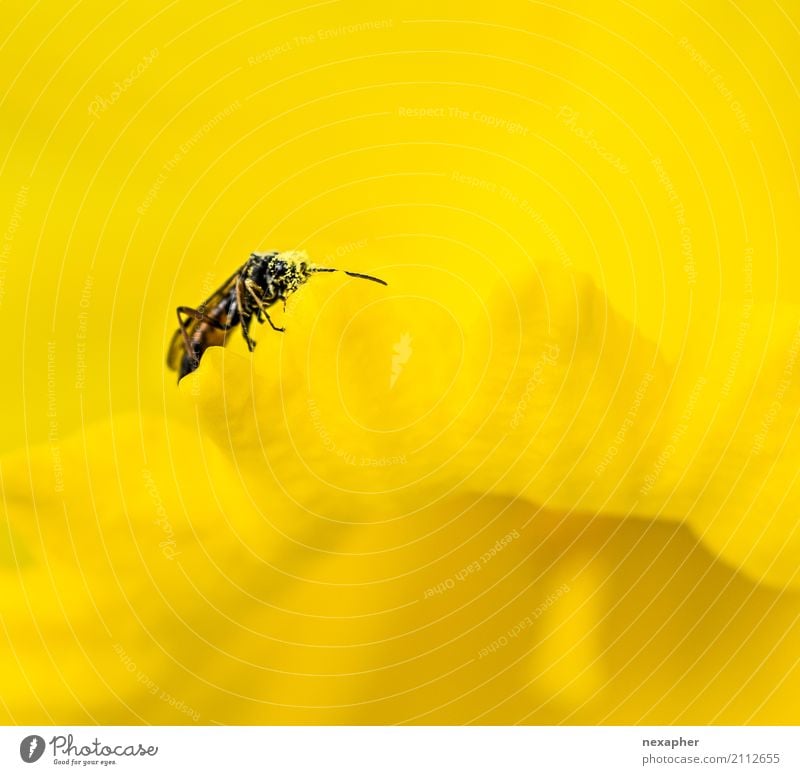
[2, 0, 800, 727]
[186, 261, 800, 589]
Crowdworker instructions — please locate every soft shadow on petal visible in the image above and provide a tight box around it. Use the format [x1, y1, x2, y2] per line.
[184, 262, 800, 589]
[2, 413, 799, 723]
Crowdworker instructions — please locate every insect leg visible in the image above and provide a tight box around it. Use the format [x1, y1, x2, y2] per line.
[240, 312, 257, 352]
[175, 306, 232, 365]
[235, 280, 259, 351]
[244, 279, 285, 332]
[176, 306, 231, 330]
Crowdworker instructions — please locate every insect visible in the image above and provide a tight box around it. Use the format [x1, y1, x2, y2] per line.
[166, 250, 387, 381]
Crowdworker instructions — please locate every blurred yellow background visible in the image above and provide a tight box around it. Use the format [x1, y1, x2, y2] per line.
[1, 0, 800, 723]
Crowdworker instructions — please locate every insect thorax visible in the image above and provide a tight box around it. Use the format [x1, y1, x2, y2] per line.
[245, 250, 311, 305]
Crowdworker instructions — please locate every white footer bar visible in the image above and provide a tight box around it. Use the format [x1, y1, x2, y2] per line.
[1, 726, 797, 774]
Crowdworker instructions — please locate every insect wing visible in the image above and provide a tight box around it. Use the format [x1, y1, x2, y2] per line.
[166, 270, 240, 372]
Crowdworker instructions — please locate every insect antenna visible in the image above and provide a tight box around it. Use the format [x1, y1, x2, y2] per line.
[309, 265, 387, 285]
